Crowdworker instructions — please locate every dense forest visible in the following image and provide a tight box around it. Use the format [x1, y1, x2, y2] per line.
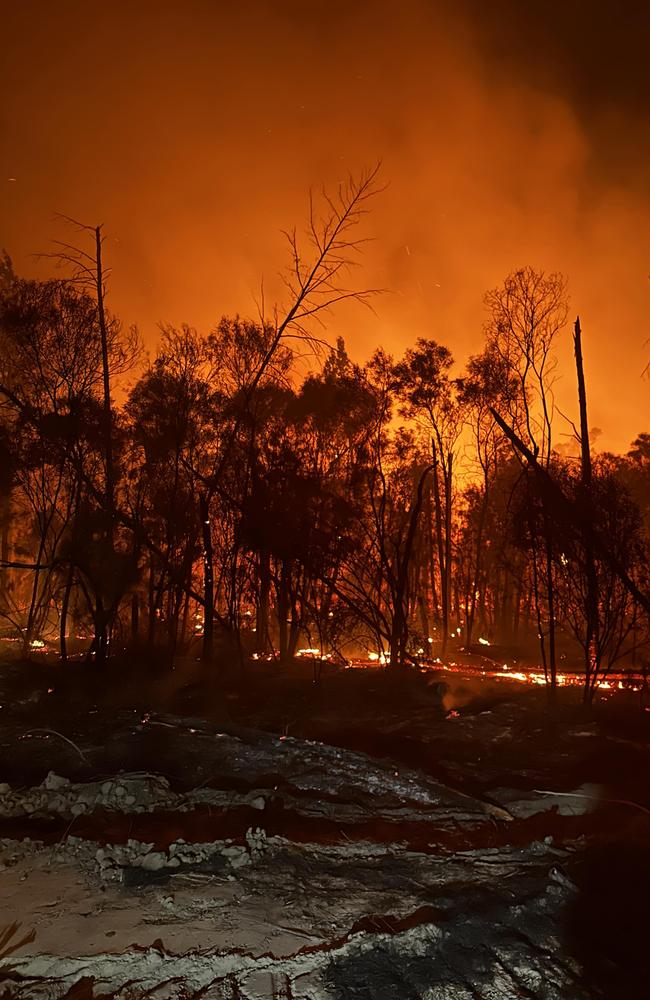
[0, 180, 648, 705]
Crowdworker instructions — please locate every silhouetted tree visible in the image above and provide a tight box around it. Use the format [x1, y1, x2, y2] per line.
[558, 463, 648, 701]
[486, 266, 568, 694]
[456, 346, 520, 645]
[393, 339, 462, 657]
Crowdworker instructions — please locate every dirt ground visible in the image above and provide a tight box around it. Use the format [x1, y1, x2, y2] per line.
[0, 657, 649, 998]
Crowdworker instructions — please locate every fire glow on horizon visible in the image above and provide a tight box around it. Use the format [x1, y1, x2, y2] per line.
[3, 2, 650, 455]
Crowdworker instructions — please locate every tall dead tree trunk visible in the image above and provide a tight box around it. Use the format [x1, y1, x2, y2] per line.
[95, 226, 113, 522]
[574, 317, 599, 704]
[94, 226, 113, 667]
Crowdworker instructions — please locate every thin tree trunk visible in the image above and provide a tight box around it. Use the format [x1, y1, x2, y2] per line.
[199, 492, 214, 663]
[23, 526, 48, 658]
[530, 527, 549, 686]
[444, 453, 453, 649]
[390, 465, 433, 669]
[277, 567, 289, 661]
[513, 572, 524, 636]
[60, 564, 74, 662]
[256, 550, 271, 653]
[0, 494, 10, 603]
[180, 588, 190, 647]
[431, 444, 448, 657]
[148, 556, 156, 644]
[574, 317, 599, 705]
[425, 491, 440, 632]
[131, 593, 139, 643]
[95, 226, 114, 523]
[288, 595, 300, 660]
[544, 527, 557, 696]
[95, 226, 115, 665]
[466, 492, 488, 647]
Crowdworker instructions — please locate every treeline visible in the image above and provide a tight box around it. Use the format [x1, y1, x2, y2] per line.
[0, 206, 648, 703]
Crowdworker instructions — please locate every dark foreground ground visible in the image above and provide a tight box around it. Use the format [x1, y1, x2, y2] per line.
[0, 656, 649, 999]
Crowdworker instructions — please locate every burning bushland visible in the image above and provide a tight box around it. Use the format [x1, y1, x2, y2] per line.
[0, 234, 648, 700]
[0, 176, 649, 998]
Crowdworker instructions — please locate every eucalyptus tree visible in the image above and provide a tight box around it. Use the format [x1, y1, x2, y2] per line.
[38, 222, 140, 663]
[393, 339, 462, 657]
[0, 268, 134, 657]
[485, 266, 568, 692]
[556, 461, 648, 702]
[302, 348, 434, 668]
[188, 167, 383, 663]
[456, 346, 520, 646]
[274, 339, 379, 660]
[125, 325, 219, 657]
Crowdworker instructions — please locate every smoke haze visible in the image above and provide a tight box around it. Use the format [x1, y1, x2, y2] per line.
[2, 0, 649, 450]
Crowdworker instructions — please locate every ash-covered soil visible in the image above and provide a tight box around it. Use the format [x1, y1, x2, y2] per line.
[0, 659, 649, 998]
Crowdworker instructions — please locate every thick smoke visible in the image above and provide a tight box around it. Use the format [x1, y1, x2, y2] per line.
[2, 0, 648, 450]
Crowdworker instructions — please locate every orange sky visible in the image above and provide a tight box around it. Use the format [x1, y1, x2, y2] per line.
[2, 0, 649, 452]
